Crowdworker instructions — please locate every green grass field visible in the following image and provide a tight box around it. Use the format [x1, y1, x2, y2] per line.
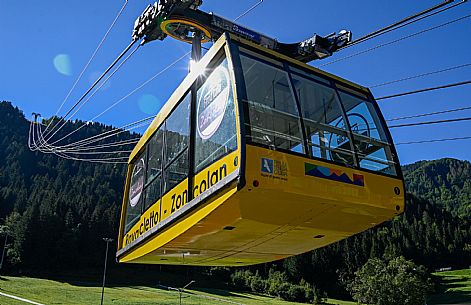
[3, 270, 469, 305]
[0, 275, 356, 305]
[428, 269, 471, 305]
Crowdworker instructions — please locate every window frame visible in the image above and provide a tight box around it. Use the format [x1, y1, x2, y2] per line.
[288, 66, 359, 166]
[234, 42, 401, 178]
[238, 51, 307, 156]
[143, 91, 192, 215]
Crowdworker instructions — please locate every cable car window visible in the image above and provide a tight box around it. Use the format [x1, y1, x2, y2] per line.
[163, 93, 191, 192]
[165, 94, 190, 165]
[125, 152, 145, 233]
[194, 59, 237, 173]
[241, 54, 304, 153]
[338, 91, 397, 175]
[164, 150, 189, 191]
[144, 129, 163, 210]
[291, 75, 356, 166]
[144, 175, 161, 210]
[146, 129, 164, 184]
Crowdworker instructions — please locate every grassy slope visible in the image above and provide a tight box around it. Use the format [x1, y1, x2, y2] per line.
[3, 270, 470, 305]
[0, 276, 356, 305]
[428, 269, 471, 305]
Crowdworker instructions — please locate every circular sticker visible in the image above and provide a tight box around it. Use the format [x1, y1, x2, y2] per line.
[129, 158, 145, 208]
[196, 65, 230, 140]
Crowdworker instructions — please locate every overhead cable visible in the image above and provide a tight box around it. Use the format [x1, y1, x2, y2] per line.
[344, 0, 467, 49]
[387, 105, 471, 122]
[31, 121, 129, 163]
[389, 116, 471, 128]
[234, 0, 264, 21]
[319, 13, 471, 67]
[49, 51, 191, 148]
[377, 79, 471, 100]
[34, 116, 153, 152]
[44, 0, 130, 134]
[45, 43, 142, 144]
[396, 136, 471, 145]
[370, 63, 471, 88]
[43, 40, 140, 140]
[59, 138, 139, 152]
[33, 122, 130, 163]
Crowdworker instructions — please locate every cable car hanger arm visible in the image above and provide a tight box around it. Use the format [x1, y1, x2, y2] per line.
[131, 0, 352, 62]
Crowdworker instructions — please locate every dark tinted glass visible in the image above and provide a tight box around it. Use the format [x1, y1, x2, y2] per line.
[165, 94, 190, 164]
[292, 75, 355, 166]
[164, 150, 189, 192]
[241, 54, 303, 152]
[339, 91, 397, 175]
[146, 129, 164, 183]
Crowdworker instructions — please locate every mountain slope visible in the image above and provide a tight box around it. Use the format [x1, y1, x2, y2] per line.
[402, 158, 471, 217]
[0, 101, 133, 268]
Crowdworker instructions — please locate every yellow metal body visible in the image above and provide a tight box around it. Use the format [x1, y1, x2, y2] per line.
[117, 34, 405, 266]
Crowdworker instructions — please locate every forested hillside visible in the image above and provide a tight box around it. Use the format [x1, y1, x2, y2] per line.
[0, 101, 132, 268]
[403, 159, 471, 217]
[1, 100, 470, 301]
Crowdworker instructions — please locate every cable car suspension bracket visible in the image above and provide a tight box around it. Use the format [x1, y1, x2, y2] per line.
[132, 0, 352, 62]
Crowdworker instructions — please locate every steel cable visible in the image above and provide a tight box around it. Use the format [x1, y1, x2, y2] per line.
[343, 0, 467, 49]
[42, 40, 139, 141]
[370, 63, 471, 88]
[45, 43, 142, 145]
[319, 13, 471, 67]
[377, 79, 471, 100]
[44, 0, 131, 134]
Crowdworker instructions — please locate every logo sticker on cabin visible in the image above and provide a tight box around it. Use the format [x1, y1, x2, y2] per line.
[304, 163, 364, 187]
[261, 158, 288, 180]
[129, 158, 145, 207]
[197, 65, 230, 140]
[261, 158, 273, 174]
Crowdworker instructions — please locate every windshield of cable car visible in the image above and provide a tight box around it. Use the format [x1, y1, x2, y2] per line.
[239, 50, 397, 176]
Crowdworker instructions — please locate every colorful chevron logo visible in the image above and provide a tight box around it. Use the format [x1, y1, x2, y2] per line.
[304, 163, 365, 187]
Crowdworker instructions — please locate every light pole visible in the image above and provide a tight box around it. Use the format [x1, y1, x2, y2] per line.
[100, 238, 114, 305]
[0, 226, 9, 271]
[179, 280, 195, 305]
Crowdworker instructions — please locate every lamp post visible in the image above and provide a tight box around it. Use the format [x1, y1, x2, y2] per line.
[0, 226, 9, 272]
[100, 238, 114, 305]
[179, 280, 195, 305]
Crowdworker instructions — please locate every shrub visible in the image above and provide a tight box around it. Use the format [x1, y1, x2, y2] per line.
[249, 272, 266, 293]
[286, 284, 306, 302]
[230, 269, 253, 290]
[266, 269, 288, 296]
[348, 256, 433, 305]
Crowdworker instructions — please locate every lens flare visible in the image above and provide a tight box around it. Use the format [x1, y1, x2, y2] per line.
[53, 54, 72, 76]
[138, 94, 161, 114]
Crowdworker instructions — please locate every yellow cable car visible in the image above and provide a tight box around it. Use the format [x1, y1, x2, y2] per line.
[116, 33, 405, 266]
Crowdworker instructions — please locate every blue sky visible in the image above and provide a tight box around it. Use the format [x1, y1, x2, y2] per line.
[1, 0, 470, 165]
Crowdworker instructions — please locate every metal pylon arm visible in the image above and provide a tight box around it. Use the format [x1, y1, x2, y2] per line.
[132, 0, 351, 62]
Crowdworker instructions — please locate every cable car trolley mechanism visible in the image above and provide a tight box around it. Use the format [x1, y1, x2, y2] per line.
[117, 0, 405, 266]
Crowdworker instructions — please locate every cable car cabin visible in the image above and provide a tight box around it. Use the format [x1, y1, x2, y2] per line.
[117, 34, 405, 266]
